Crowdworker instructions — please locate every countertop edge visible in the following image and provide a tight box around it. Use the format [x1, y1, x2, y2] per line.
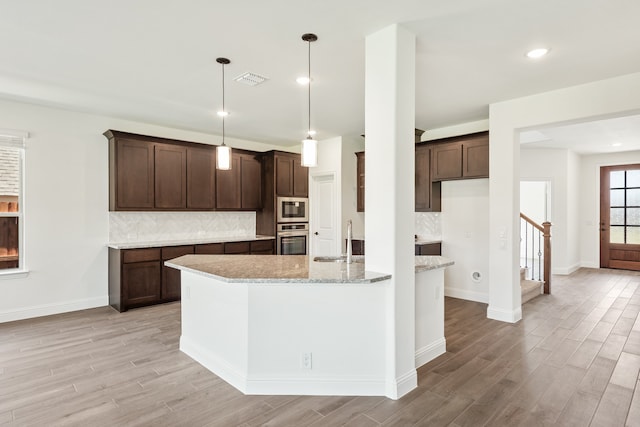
[108, 235, 275, 249]
[164, 260, 392, 284]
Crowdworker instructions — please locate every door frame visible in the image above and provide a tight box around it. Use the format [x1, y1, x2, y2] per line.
[600, 163, 640, 269]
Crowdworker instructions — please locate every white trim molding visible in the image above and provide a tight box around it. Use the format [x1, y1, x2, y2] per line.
[415, 337, 446, 368]
[0, 296, 108, 323]
[487, 305, 523, 323]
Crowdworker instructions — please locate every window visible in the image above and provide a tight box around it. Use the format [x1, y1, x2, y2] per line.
[0, 129, 27, 272]
[610, 168, 640, 244]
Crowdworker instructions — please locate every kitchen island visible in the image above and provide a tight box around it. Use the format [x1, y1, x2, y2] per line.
[166, 254, 452, 397]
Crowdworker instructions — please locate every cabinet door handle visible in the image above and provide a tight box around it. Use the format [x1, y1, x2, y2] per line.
[314, 232, 319, 235]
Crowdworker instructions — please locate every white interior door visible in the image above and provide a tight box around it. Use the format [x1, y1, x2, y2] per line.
[310, 173, 338, 257]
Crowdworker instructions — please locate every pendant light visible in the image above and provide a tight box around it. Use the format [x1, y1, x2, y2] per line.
[216, 57, 232, 170]
[301, 33, 318, 167]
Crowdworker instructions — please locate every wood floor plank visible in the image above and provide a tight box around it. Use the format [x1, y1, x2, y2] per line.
[529, 364, 586, 423]
[590, 383, 634, 427]
[555, 389, 601, 427]
[609, 351, 640, 390]
[567, 338, 603, 369]
[578, 356, 618, 396]
[627, 378, 640, 427]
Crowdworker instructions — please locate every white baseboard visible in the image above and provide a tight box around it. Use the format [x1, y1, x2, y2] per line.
[581, 261, 599, 269]
[553, 262, 581, 275]
[487, 305, 522, 323]
[0, 296, 108, 323]
[445, 286, 489, 303]
[181, 335, 389, 397]
[387, 369, 418, 400]
[415, 337, 446, 368]
[181, 336, 248, 393]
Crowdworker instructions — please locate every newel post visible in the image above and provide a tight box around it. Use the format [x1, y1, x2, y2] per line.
[542, 221, 552, 294]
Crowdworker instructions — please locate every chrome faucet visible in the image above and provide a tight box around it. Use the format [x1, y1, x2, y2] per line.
[346, 219, 353, 264]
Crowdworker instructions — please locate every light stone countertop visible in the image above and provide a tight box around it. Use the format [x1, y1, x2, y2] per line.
[108, 235, 275, 250]
[415, 255, 454, 273]
[165, 255, 453, 284]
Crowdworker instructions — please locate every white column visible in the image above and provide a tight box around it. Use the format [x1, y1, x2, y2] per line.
[364, 24, 416, 399]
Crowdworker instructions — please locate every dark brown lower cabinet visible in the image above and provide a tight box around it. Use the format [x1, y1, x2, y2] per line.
[250, 240, 275, 254]
[161, 246, 194, 301]
[122, 261, 161, 307]
[109, 239, 275, 312]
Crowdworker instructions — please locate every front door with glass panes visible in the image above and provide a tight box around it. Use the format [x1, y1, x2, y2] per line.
[600, 164, 640, 270]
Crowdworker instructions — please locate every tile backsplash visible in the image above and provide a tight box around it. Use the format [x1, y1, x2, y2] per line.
[415, 212, 442, 240]
[109, 212, 256, 243]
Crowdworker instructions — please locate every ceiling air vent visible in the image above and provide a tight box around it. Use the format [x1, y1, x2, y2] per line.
[234, 72, 269, 87]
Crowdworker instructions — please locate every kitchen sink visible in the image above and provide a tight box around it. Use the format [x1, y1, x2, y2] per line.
[313, 255, 365, 263]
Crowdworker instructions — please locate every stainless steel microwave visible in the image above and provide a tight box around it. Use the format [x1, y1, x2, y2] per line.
[277, 197, 309, 223]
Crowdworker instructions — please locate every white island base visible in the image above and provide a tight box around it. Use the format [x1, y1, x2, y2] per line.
[170, 255, 451, 398]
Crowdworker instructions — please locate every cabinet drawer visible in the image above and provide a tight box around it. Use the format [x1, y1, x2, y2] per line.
[195, 243, 224, 254]
[123, 248, 161, 263]
[161, 245, 194, 260]
[225, 241, 251, 254]
[250, 240, 274, 253]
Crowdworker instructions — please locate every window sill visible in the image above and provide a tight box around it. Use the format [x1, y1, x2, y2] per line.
[0, 269, 29, 279]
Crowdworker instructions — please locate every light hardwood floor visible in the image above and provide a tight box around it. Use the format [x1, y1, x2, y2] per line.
[1, 268, 640, 426]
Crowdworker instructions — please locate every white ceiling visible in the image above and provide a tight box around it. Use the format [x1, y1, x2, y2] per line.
[1, 0, 640, 148]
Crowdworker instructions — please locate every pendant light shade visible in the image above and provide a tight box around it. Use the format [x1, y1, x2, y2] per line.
[301, 136, 318, 167]
[216, 57, 232, 170]
[301, 33, 318, 168]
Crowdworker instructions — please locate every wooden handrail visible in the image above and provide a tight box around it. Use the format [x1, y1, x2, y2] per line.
[542, 221, 551, 294]
[520, 213, 552, 294]
[520, 212, 544, 232]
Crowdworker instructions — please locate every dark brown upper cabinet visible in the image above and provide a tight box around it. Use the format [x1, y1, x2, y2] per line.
[154, 143, 187, 209]
[241, 153, 263, 209]
[415, 145, 441, 212]
[275, 152, 308, 197]
[187, 146, 216, 209]
[462, 135, 490, 178]
[109, 135, 155, 210]
[431, 131, 489, 181]
[106, 130, 262, 212]
[356, 151, 365, 212]
[216, 151, 262, 211]
[356, 146, 441, 213]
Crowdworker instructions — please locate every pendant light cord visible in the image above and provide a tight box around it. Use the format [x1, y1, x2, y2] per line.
[307, 39, 311, 136]
[221, 62, 225, 145]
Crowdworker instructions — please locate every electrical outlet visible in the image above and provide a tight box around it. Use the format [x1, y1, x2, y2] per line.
[302, 352, 312, 370]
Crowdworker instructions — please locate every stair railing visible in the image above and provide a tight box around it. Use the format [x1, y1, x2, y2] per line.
[519, 213, 551, 294]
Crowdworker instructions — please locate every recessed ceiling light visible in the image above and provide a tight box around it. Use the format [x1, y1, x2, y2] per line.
[611, 142, 623, 147]
[526, 48, 549, 59]
[296, 76, 313, 85]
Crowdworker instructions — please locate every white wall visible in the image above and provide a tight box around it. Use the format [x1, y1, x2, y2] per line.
[441, 179, 490, 303]
[519, 147, 580, 274]
[579, 150, 640, 268]
[567, 150, 581, 273]
[0, 98, 291, 323]
[519, 181, 548, 224]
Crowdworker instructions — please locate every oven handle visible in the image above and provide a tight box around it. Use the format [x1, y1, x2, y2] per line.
[277, 232, 309, 237]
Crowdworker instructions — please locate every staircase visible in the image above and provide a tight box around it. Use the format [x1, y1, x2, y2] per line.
[520, 212, 552, 295]
[521, 267, 543, 304]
